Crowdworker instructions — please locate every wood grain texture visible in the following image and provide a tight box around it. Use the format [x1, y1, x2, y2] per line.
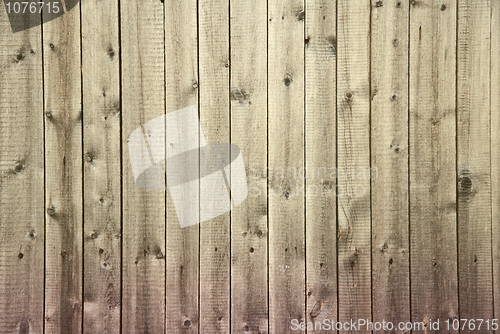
[0, 2, 499, 333]
[304, 0, 337, 331]
[336, 1, 372, 332]
[491, 0, 500, 327]
[370, 0, 410, 330]
[268, 0, 305, 332]
[81, 0, 121, 332]
[409, 0, 458, 331]
[42, 2, 83, 333]
[120, 0, 166, 332]
[457, 0, 493, 331]
[0, 8, 44, 334]
[198, 0, 230, 332]
[165, 0, 200, 333]
[229, 0, 268, 332]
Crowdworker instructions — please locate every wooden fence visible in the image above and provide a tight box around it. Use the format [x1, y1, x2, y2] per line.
[0, 0, 499, 333]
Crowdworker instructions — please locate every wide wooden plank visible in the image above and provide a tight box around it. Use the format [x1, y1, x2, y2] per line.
[198, 0, 230, 332]
[120, 0, 166, 332]
[457, 0, 493, 331]
[370, 0, 410, 330]
[409, 0, 458, 331]
[230, 0, 268, 332]
[336, 1, 371, 332]
[81, 0, 121, 332]
[268, 0, 305, 332]
[491, 0, 500, 326]
[304, 0, 337, 331]
[0, 8, 44, 334]
[165, 0, 200, 333]
[42, 3, 83, 333]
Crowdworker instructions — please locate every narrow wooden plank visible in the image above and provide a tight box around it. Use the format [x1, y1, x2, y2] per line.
[198, 0, 230, 331]
[165, 0, 200, 332]
[81, 0, 121, 332]
[304, 0, 337, 331]
[457, 0, 493, 331]
[409, 0, 458, 330]
[42, 3, 83, 333]
[230, 0, 268, 332]
[370, 0, 410, 330]
[0, 9, 44, 334]
[120, 0, 166, 332]
[268, 0, 305, 332]
[336, 1, 372, 332]
[492, 0, 500, 327]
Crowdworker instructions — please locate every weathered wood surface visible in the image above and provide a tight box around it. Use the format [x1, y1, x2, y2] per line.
[0, 7, 44, 334]
[457, 1, 493, 332]
[198, 0, 231, 333]
[42, 2, 83, 332]
[336, 1, 371, 332]
[120, 0, 166, 333]
[370, 0, 410, 331]
[409, 1, 458, 332]
[268, 0, 305, 333]
[0, 0, 499, 333]
[165, 0, 199, 333]
[230, 0, 268, 332]
[82, 0, 121, 332]
[305, 0, 337, 332]
[492, 0, 500, 327]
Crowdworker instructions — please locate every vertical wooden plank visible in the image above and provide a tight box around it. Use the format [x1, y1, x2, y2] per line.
[43, 2, 83, 333]
[304, 0, 337, 330]
[268, 0, 305, 331]
[0, 9, 44, 334]
[457, 0, 493, 331]
[492, 0, 500, 327]
[81, 0, 121, 332]
[370, 0, 410, 330]
[120, 0, 166, 332]
[165, 0, 199, 332]
[230, 0, 268, 332]
[336, 0, 371, 331]
[409, 0, 458, 330]
[198, 0, 230, 332]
